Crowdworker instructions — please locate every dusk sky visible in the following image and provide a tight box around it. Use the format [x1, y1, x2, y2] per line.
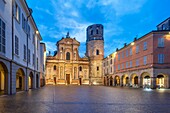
[27, 0, 170, 57]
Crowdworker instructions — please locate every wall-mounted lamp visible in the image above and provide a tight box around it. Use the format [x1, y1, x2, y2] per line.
[36, 30, 39, 34]
[131, 42, 134, 46]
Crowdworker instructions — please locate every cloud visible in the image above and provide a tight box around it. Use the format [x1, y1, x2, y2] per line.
[32, 0, 147, 57]
[71, 11, 79, 17]
[35, 6, 53, 15]
[38, 24, 62, 40]
[50, 1, 92, 42]
[98, 0, 147, 16]
[44, 41, 56, 54]
[104, 40, 124, 57]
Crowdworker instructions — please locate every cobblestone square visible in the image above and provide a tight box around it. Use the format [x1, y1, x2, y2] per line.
[0, 86, 170, 113]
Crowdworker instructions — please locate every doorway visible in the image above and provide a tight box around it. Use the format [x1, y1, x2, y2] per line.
[66, 74, 70, 84]
[54, 77, 56, 85]
[0, 62, 8, 95]
[16, 68, 25, 92]
[79, 78, 82, 85]
[29, 72, 33, 89]
[36, 74, 39, 88]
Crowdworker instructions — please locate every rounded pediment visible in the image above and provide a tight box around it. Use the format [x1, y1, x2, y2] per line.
[57, 37, 80, 45]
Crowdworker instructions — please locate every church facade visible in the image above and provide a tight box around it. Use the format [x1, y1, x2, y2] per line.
[46, 24, 104, 85]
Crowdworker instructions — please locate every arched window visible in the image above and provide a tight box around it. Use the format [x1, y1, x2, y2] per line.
[96, 29, 99, 34]
[162, 24, 166, 30]
[97, 66, 99, 71]
[53, 65, 56, 70]
[79, 66, 82, 71]
[91, 30, 93, 35]
[66, 52, 70, 60]
[96, 49, 99, 55]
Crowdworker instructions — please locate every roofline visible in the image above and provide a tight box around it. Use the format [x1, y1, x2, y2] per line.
[156, 17, 170, 27]
[106, 30, 170, 58]
[56, 37, 80, 46]
[40, 42, 45, 44]
[40, 42, 46, 51]
[87, 24, 103, 29]
[23, 0, 42, 40]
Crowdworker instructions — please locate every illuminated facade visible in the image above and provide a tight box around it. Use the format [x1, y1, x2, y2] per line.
[0, 0, 44, 95]
[103, 18, 170, 89]
[46, 33, 90, 85]
[46, 24, 104, 85]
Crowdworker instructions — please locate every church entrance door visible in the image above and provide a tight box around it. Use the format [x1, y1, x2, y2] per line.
[66, 74, 70, 84]
[79, 78, 82, 85]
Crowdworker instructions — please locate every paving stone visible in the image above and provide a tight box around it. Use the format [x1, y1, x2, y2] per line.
[0, 86, 170, 113]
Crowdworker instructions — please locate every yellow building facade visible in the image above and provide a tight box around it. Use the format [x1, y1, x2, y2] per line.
[46, 33, 90, 85]
[46, 24, 104, 85]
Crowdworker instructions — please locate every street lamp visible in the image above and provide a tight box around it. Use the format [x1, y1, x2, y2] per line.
[131, 42, 135, 46]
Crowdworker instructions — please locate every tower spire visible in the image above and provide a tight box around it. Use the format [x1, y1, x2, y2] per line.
[66, 31, 70, 38]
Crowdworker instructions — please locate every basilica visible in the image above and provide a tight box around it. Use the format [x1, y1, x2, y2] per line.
[46, 24, 104, 85]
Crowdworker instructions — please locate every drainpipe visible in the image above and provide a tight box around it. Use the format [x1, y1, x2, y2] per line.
[26, 8, 32, 91]
[10, 0, 14, 95]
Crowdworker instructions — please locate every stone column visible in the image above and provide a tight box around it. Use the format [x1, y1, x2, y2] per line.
[138, 77, 141, 88]
[108, 78, 110, 86]
[7, 72, 10, 95]
[167, 75, 170, 88]
[129, 77, 132, 87]
[113, 78, 115, 86]
[140, 77, 143, 88]
[120, 78, 123, 86]
[127, 78, 130, 87]
[33, 73, 36, 89]
[58, 66, 59, 79]
[25, 74, 29, 91]
[11, 63, 16, 94]
[38, 74, 40, 88]
[151, 77, 156, 89]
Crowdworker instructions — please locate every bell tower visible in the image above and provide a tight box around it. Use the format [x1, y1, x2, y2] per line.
[86, 24, 104, 85]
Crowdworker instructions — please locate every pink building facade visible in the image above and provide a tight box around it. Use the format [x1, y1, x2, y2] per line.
[103, 18, 170, 89]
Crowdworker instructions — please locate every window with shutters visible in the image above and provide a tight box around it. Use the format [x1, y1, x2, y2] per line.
[15, 36, 19, 55]
[126, 62, 128, 68]
[27, 49, 30, 63]
[158, 54, 164, 64]
[143, 42, 147, 50]
[24, 45, 26, 60]
[118, 64, 120, 70]
[136, 59, 139, 66]
[0, 18, 6, 54]
[130, 61, 132, 68]
[136, 45, 139, 53]
[33, 54, 35, 65]
[15, 2, 20, 22]
[143, 56, 147, 65]
[126, 50, 128, 57]
[158, 38, 164, 47]
[130, 48, 132, 55]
